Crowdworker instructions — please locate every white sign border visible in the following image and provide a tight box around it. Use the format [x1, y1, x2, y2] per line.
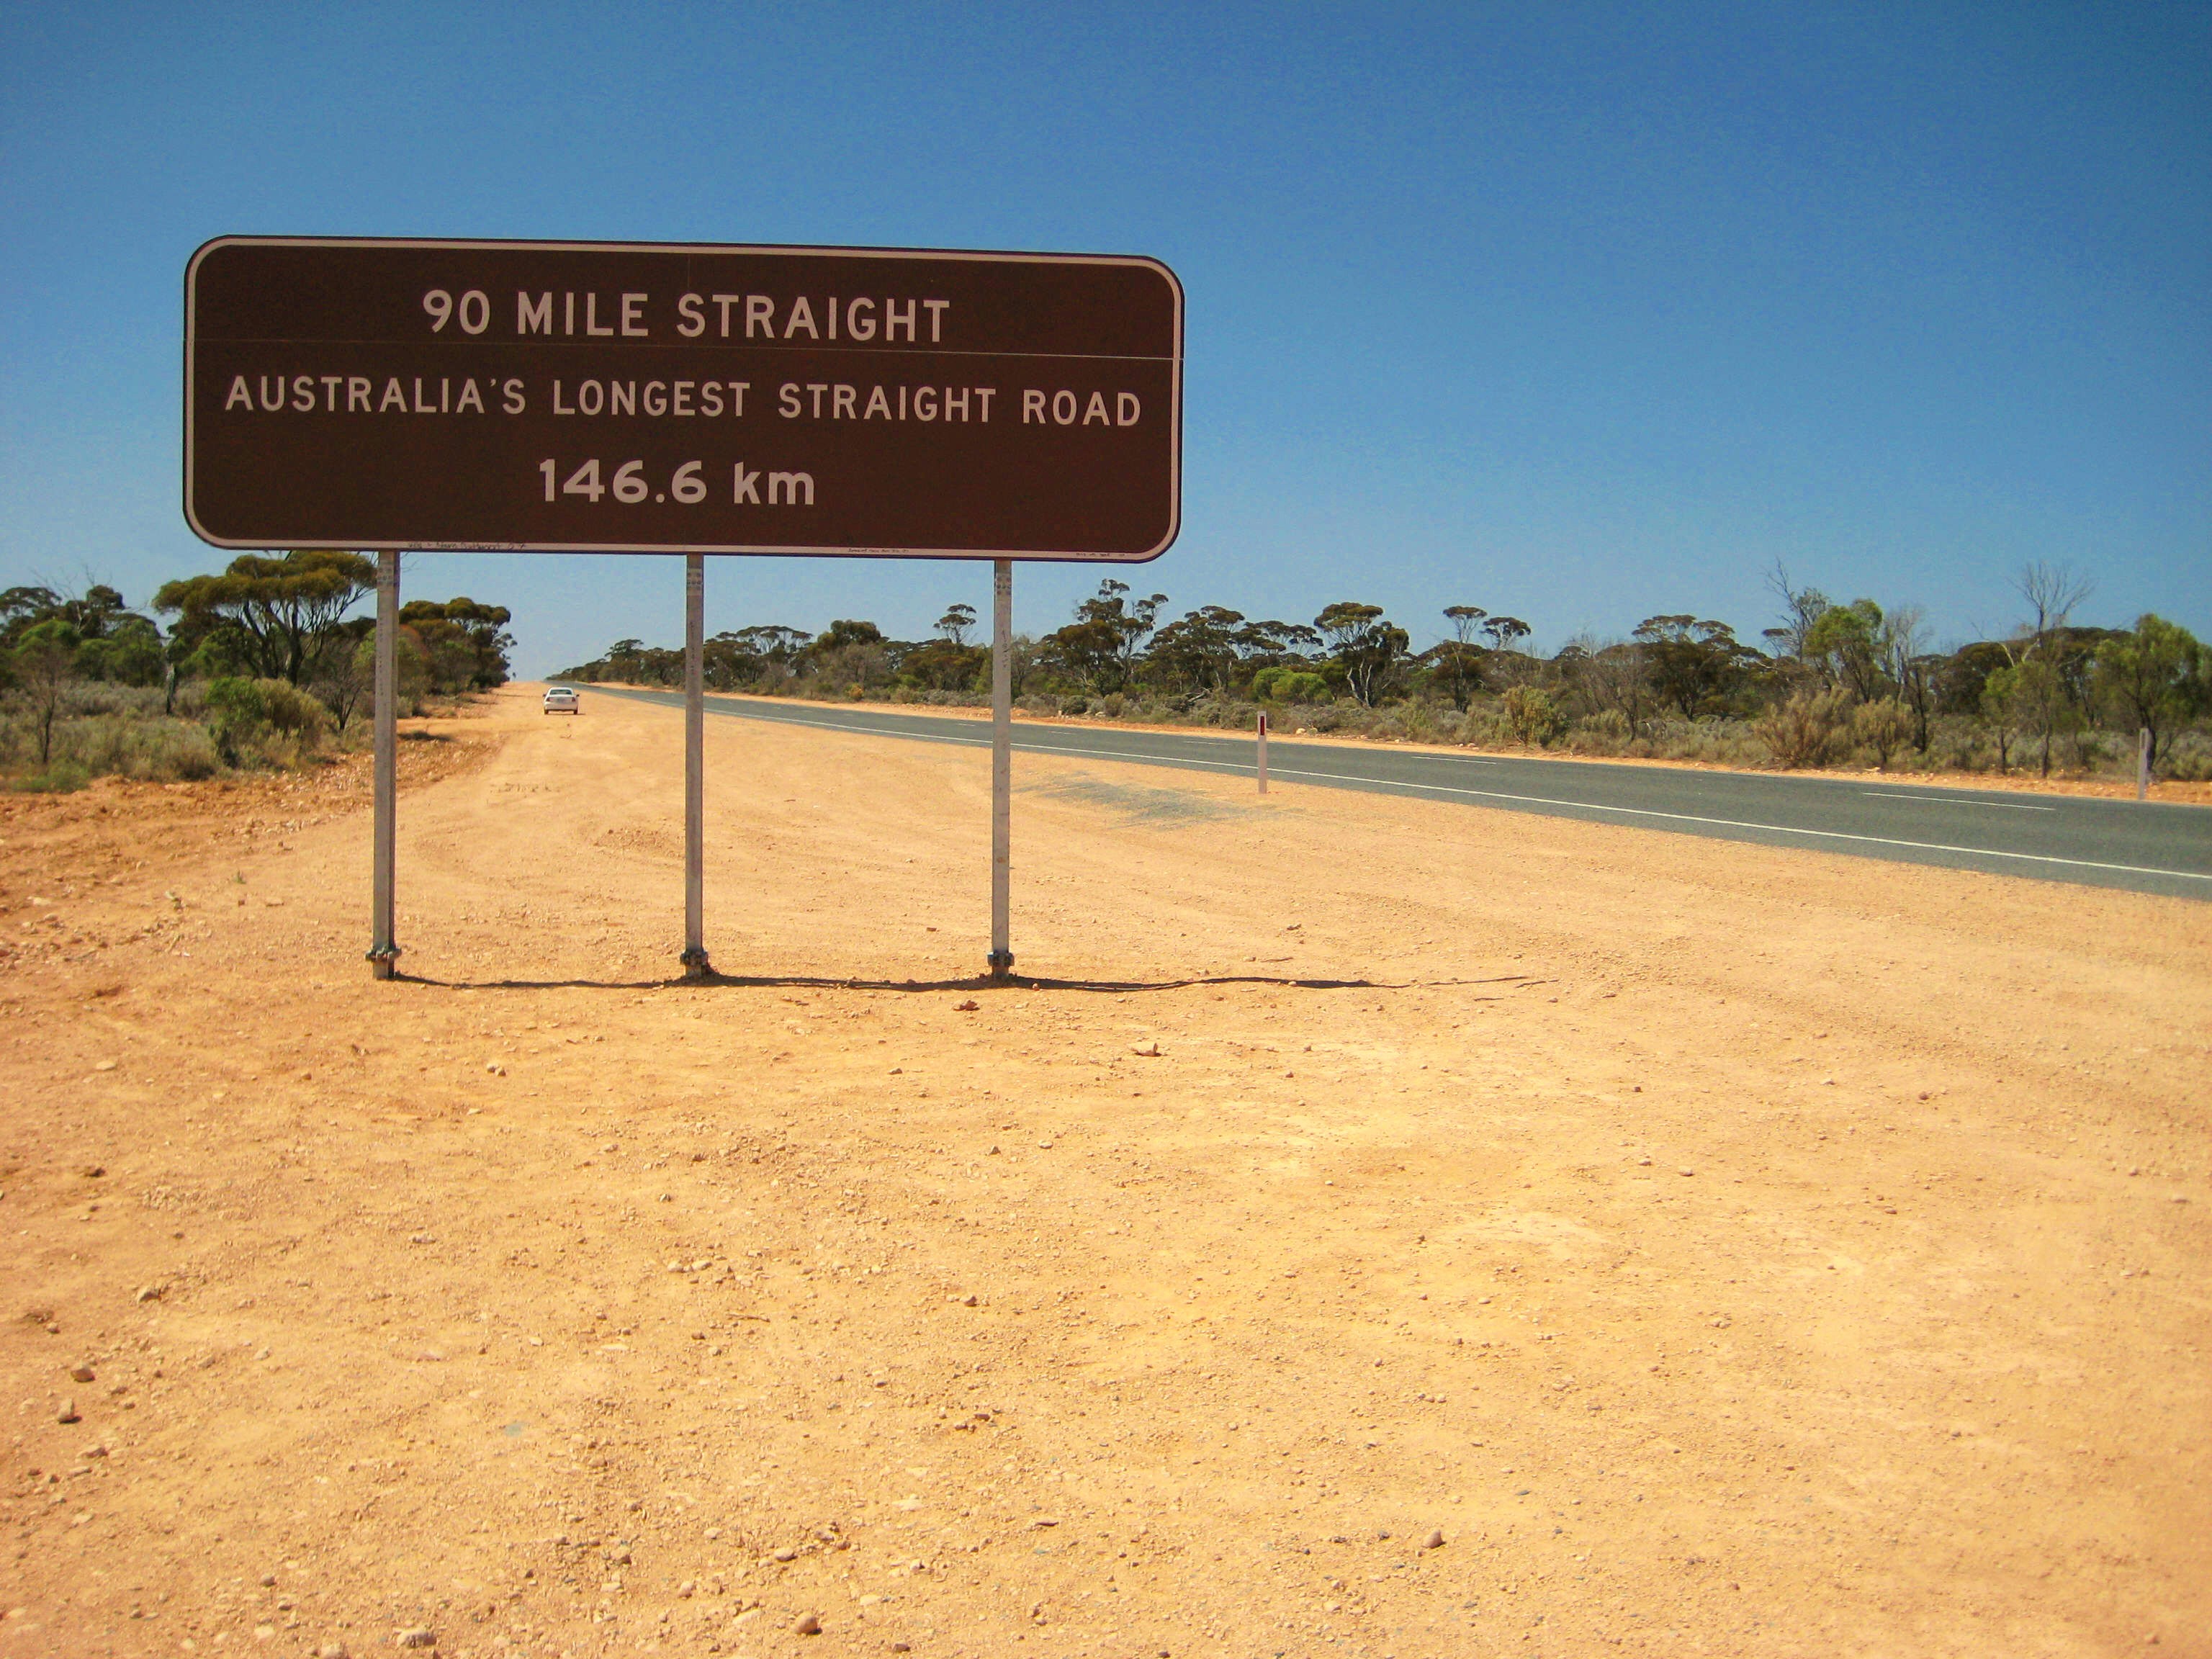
[183, 235, 1184, 564]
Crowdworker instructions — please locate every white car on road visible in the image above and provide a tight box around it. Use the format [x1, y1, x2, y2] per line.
[543, 686, 581, 715]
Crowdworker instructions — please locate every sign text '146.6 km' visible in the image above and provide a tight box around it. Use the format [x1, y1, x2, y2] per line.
[540, 459, 817, 508]
[184, 238, 1183, 562]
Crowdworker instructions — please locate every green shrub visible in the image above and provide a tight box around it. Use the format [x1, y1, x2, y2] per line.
[12, 760, 89, 793]
[204, 676, 268, 763]
[1252, 667, 1330, 704]
[1503, 685, 1566, 745]
[200, 677, 328, 765]
[260, 680, 329, 741]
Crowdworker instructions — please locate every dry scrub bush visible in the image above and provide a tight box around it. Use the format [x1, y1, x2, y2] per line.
[1646, 717, 1770, 767]
[1756, 690, 1850, 769]
[2163, 731, 2212, 781]
[1851, 698, 1915, 770]
[0, 685, 223, 788]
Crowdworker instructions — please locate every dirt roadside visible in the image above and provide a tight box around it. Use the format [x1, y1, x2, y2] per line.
[4, 685, 2207, 1659]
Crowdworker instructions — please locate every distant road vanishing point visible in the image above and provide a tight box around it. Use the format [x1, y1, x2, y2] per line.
[584, 687, 2212, 902]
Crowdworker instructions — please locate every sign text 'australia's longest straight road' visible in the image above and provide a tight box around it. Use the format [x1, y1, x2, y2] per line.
[184, 238, 1183, 560]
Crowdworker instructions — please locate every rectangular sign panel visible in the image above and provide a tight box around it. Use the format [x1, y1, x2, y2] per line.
[184, 238, 1182, 561]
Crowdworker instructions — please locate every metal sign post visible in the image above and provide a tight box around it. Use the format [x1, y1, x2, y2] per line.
[1256, 709, 1269, 795]
[989, 560, 1014, 979]
[368, 550, 400, 979]
[682, 552, 711, 979]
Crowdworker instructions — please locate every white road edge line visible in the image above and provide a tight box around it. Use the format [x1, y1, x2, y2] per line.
[650, 694, 2209, 886]
[1861, 791, 2054, 811]
[1264, 767, 2211, 882]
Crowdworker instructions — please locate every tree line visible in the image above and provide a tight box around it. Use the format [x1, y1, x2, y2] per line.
[2, 552, 513, 781]
[557, 562, 2210, 781]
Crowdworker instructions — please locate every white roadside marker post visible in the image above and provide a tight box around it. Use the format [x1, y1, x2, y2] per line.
[681, 552, 711, 980]
[989, 559, 1015, 981]
[368, 549, 400, 980]
[2139, 726, 2151, 801]
[1256, 709, 1269, 794]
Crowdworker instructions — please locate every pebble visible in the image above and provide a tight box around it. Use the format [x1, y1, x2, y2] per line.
[135, 1284, 163, 1303]
[395, 1629, 436, 1650]
[1423, 1529, 1445, 1550]
[57, 1398, 79, 1424]
[69, 1364, 95, 1383]
[773, 1546, 798, 1562]
[1130, 1040, 1161, 1057]
[317, 1645, 350, 1659]
[793, 1612, 822, 1635]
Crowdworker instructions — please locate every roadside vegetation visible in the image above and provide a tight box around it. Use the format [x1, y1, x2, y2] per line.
[0, 557, 513, 791]
[557, 562, 2211, 783]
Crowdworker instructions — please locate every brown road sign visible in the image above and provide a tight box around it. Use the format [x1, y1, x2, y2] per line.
[184, 237, 1182, 561]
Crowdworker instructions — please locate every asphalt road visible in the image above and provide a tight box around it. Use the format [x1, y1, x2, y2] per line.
[580, 687, 2212, 901]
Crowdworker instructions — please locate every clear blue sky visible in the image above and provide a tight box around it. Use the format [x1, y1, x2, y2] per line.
[3, 2, 2206, 677]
